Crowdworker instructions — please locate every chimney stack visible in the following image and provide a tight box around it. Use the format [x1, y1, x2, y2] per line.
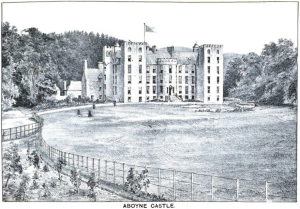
[84, 60, 88, 71]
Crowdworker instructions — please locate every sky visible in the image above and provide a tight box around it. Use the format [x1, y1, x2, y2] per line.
[2, 1, 298, 54]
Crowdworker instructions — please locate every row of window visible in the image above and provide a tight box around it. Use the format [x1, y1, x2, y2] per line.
[207, 76, 220, 84]
[127, 95, 196, 102]
[129, 65, 195, 74]
[128, 47, 143, 53]
[207, 49, 220, 54]
[207, 57, 220, 64]
[207, 95, 220, 102]
[128, 55, 142, 62]
[127, 75, 195, 84]
[207, 66, 220, 74]
[127, 86, 195, 95]
[207, 86, 220, 94]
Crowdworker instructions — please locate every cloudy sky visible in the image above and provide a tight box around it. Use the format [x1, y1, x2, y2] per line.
[2, 1, 298, 54]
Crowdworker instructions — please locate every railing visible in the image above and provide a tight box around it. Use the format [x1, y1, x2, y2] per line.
[1, 114, 43, 141]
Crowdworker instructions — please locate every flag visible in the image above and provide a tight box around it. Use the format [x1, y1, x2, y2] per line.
[145, 24, 156, 33]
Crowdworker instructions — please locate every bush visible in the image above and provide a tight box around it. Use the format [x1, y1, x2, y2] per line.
[70, 168, 81, 193]
[125, 167, 150, 194]
[42, 164, 49, 172]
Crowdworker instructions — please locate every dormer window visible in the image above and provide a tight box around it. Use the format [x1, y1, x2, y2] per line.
[207, 49, 210, 54]
[128, 55, 131, 62]
[128, 47, 132, 53]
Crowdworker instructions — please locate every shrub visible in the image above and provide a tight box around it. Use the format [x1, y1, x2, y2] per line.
[54, 158, 64, 183]
[70, 168, 81, 193]
[42, 164, 49, 172]
[88, 110, 93, 117]
[13, 174, 31, 201]
[32, 171, 39, 179]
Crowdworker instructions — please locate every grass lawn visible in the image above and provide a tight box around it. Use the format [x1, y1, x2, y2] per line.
[41, 103, 297, 201]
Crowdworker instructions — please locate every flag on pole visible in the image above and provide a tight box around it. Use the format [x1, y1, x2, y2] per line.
[145, 24, 156, 33]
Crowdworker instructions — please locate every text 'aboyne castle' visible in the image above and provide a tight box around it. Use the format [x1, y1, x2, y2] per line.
[66, 41, 223, 104]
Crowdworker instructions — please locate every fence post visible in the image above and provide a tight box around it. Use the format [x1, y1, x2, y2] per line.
[82, 156, 83, 168]
[158, 168, 161, 196]
[265, 181, 268, 202]
[68, 153, 70, 166]
[77, 155, 79, 168]
[236, 178, 239, 202]
[98, 159, 101, 179]
[173, 169, 176, 201]
[15, 127, 17, 139]
[123, 163, 125, 185]
[87, 157, 89, 172]
[92, 158, 95, 171]
[73, 154, 75, 167]
[211, 176, 214, 201]
[105, 160, 108, 180]
[24, 125, 25, 136]
[113, 161, 116, 183]
[191, 172, 194, 201]
[10, 128, 11, 140]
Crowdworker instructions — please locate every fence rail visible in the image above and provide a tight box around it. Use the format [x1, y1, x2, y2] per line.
[2, 114, 297, 202]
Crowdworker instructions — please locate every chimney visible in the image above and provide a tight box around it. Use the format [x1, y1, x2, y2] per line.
[152, 45, 157, 54]
[64, 81, 67, 96]
[84, 60, 88, 71]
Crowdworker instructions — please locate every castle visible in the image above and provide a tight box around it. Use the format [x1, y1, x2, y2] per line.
[67, 41, 223, 104]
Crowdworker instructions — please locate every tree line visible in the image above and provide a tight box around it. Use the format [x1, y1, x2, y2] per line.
[224, 39, 297, 105]
[2, 22, 123, 110]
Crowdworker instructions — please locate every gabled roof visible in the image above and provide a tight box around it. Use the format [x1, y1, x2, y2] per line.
[67, 81, 82, 91]
[85, 68, 101, 82]
[146, 50, 198, 65]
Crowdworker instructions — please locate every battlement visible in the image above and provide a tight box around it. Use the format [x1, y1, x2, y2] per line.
[125, 41, 147, 46]
[200, 44, 223, 48]
[157, 58, 178, 64]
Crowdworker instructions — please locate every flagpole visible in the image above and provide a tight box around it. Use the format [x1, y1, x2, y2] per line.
[144, 23, 146, 43]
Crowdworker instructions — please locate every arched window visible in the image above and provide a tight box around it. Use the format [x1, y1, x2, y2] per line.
[128, 47, 132, 53]
[217, 50, 219, 54]
[139, 47, 142, 53]
[207, 49, 210, 54]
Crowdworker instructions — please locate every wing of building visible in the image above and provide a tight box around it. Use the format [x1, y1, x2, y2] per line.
[80, 41, 223, 104]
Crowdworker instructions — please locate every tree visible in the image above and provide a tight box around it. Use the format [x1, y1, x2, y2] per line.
[54, 158, 64, 183]
[87, 171, 97, 192]
[13, 174, 31, 201]
[3, 144, 23, 188]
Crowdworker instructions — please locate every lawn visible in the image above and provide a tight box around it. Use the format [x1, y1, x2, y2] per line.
[41, 103, 297, 201]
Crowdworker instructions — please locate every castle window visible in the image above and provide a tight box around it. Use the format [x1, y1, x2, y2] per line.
[139, 65, 142, 73]
[147, 86, 150, 94]
[208, 66, 210, 74]
[160, 86, 163, 93]
[153, 76, 156, 84]
[179, 66, 182, 73]
[139, 47, 142, 53]
[208, 76, 210, 84]
[105, 75, 106, 80]
[208, 96, 210, 101]
[153, 67, 156, 74]
[99, 78, 103, 84]
[192, 67, 195, 74]
[185, 76, 188, 84]
[192, 76, 195, 84]
[139, 86, 142, 94]
[128, 65, 131, 73]
[217, 66, 219, 74]
[185, 67, 188, 73]
[128, 55, 131, 62]
[217, 95, 219, 101]
[160, 75, 163, 83]
[139, 97, 142, 102]
[139, 75, 142, 84]
[128, 75, 131, 84]
[169, 75, 172, 83]
[207, 49, 210, 54]
[147, 76, 150, 84]
[192, 96, 194, 100]
[217, 50, 219, 54]
[128, 47, 132, 53]
[160, 65, 163, 73]
[153, 86, 156, 94]
[169, 65, 172, 73]
[114, 86, 117, 95]
[139, 55, 142, 62]
[185, 86, 189, 94]
[153, 96, 157, 100]
[208, 86, 210, 93]
[128, 97, 131, 102]
[147, 96, 149, 101]
[217, 76, 219, 84]
[99, 87, 102, 92]
[146, 66, 150, 73]
[167, 87, 168, 94]
[217, 57, 219, 64]
[208, 57, 210, 63]
[104, 84, 106, 90]
[173, 87, 175, 93]
[185, 96, 188, 100]
[128, 86, 131, 95]
[179, 76, 182, 84]
[217, 86, 219, 94]
[179, 86, 182, 94]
